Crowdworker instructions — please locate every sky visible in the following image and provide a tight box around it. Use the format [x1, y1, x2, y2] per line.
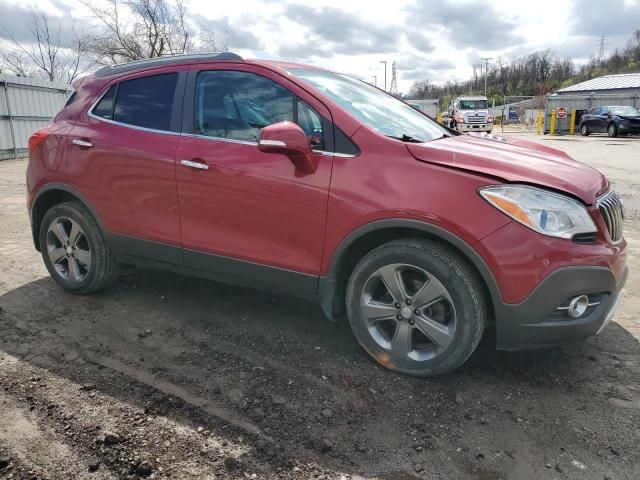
[1, 0, 639, 93]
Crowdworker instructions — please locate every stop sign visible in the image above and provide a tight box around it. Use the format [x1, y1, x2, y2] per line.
[557, 107, 567, 118]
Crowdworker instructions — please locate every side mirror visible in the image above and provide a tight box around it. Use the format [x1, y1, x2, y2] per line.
[258, 122, 318, 174]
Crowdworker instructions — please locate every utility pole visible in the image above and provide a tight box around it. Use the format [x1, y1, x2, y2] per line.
[372, 75, 377, 87]
[481, 57, 493, 97]
[598, 35, 607, 61]
[389, 61, 398, 95]
[380, 60, 387, 91]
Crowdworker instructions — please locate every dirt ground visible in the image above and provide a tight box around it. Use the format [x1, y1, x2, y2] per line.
[1, 132, 639, 480]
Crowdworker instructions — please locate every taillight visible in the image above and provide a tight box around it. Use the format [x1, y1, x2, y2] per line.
[29, 130, 49, 151]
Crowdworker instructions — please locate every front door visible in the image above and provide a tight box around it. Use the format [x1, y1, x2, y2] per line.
[175, 66, 333, 294]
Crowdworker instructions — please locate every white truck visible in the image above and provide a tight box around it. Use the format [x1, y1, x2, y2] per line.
[445, 96, 493, 133]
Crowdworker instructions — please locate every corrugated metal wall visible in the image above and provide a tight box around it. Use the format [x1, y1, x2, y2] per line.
[0, 74, 72, 160]
[544, 92, 640, 134]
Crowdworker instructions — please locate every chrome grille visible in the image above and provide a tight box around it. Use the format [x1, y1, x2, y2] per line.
[598, 190, 624, 242]
[466, 114, 487, 124]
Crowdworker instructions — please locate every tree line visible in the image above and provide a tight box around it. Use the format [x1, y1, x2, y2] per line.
[0, 0, 226, 83]
[407, 30, 640, 108]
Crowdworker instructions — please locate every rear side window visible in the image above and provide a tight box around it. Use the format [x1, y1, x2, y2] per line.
[114, 73, 177, 130]
[93, 73, 178, 131]
[64, 91, 77, 108]
[93, 85, 117, 120]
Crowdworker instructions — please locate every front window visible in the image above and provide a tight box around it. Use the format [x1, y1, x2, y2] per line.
[286, 67, 450, 143]
[611, 106, 639, 116]
[194, 70, 325, 148]
[459, 99, 488, 110]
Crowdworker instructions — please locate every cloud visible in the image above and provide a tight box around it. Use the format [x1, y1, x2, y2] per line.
[279, 4, 400, 58]
[405, 31, 434, 52]
[0, 3, 78, 48]
[569, 0, 640, 37]
[396, 52, 455, 81]
[405, 1, 525, 50]
[191, 14, 265, 50]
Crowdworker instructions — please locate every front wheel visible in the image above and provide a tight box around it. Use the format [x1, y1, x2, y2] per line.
[346, 239, 486, 377]
[580, 123, 590, 136]
[607, 123, 618, 138]
[40, 201, 118, 294]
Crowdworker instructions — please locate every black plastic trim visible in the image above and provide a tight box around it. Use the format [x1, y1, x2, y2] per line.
[107, 233, 182, 265]
[319, 218, 503, 321]
[494, 266, 628, 350]
[30, 183, 107, 251]
[183, 248, 318, 294]
[108, 233, 318, 298]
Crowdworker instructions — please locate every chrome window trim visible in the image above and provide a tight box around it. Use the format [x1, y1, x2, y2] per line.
[88, 111, 183, 136]
[180, 132, 259, 146]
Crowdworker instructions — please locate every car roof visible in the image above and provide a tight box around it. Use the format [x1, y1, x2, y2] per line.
[93, 52, 326, 79]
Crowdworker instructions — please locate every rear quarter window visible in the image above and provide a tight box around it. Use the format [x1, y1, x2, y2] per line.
[92, 73, 178, 131]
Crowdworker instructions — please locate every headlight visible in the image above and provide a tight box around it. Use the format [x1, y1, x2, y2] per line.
[480, 185, 597, 239]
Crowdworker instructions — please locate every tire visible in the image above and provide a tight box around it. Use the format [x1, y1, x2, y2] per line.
[345, 238, 486, 377]
[40, 201, 118, 294]
[607, 123, 618, 138]
[580, 123, 590, 136]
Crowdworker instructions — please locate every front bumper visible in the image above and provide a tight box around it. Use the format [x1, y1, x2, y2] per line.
[495, 266, 628, 350]
[457, 123, 492, 133]
[618, 123, 640, 135]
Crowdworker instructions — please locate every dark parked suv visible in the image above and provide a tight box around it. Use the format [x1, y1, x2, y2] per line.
[27, 53, 627, 377]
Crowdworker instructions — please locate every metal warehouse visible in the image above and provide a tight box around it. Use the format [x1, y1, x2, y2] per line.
[543, 73, 640, 134]
[555, 73, 640, 95]
[0, 74, 72, 160]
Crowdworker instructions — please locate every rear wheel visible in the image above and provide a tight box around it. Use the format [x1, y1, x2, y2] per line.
[40, 201, 118, 294]
[346, 239, 486, 377]
[580, 123, 590, 136]
[607, 123, 618, 138]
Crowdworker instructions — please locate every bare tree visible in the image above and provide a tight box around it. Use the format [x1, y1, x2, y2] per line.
[0, 8, 91, 82]
[81, 0, 226, 64]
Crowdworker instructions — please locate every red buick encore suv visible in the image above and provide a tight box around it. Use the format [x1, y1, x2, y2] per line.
[27, 53, 627, 377]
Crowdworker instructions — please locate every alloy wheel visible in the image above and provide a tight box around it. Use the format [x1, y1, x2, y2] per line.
[360, 263, 457, 362]
[45, 216, 92, 283]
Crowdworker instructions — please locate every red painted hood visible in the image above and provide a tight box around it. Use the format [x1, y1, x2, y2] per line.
[406, 135, 608, 205]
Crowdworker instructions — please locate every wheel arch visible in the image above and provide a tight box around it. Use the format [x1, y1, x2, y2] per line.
[319, 219, 502, 324]
[31, 183, 106, 251]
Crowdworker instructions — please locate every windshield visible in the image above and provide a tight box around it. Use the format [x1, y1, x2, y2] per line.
[286, 67, 450, 143]
[459, 100, 488, 110]
[611, 106, 639, 116]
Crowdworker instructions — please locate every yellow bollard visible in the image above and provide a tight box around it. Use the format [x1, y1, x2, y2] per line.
[569, 109, 576, 135]
[536, 111, 543, 135]
[550, 110, 556, 136]
[437, 112, 442, 124]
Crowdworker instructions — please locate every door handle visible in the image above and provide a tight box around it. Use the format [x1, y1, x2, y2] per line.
[180, 159, 209, 170]
[72, 139, 93, 148]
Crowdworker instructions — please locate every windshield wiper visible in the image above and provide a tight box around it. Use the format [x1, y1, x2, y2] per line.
[386, 134, 425, 143]
[431, 133, 452, 141]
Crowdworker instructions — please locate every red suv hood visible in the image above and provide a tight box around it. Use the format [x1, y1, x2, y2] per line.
[406, 135, 608, 205]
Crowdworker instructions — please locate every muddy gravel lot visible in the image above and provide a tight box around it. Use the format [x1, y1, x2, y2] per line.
[1, 132, 639, 480]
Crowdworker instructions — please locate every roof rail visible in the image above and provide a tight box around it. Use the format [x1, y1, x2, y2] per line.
[95, 52, 244, 77]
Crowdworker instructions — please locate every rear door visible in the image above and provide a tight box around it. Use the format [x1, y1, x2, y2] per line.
[174, 64, 334, 293]
[594, 107, 609, 132]
[67, 68, 186, 262]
